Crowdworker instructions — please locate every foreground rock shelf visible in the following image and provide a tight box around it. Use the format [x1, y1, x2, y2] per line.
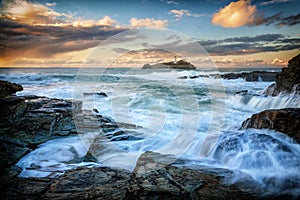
[0, 151, 259, 200]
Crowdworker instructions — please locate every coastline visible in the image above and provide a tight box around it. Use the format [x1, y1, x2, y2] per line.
[0, 54, 299, 199]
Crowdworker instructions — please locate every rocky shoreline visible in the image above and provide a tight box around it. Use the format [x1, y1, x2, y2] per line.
[178, 70, 278, 82]
[240, 54, 300, 140]
[1, 54, 300, 199]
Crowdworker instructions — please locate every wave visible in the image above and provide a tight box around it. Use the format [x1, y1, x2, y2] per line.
[232, 94, 300, 112]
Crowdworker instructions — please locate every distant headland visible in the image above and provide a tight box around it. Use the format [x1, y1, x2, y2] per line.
[142, 56, 196, 70]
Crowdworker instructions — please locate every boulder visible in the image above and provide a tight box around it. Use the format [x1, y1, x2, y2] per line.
[241, 108, 300, 143]
[0, 80, 23, 98]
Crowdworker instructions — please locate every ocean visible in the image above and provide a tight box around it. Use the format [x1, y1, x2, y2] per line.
[1, 67, 300, 196]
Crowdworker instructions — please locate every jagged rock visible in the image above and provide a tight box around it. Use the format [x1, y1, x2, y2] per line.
[0, 80, 23, 98]
[241, 108, 300, 143]
[43, 167, 131, 199]
[126, 151, 254, 200]
[264, 54, 300, 96]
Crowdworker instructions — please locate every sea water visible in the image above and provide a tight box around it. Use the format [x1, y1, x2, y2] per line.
[1, 67, 299, 196]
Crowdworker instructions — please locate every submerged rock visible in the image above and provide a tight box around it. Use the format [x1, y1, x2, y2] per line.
[241, 108, 300, 143]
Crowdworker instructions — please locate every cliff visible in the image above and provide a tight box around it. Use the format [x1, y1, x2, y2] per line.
[263, 53, 300, 96]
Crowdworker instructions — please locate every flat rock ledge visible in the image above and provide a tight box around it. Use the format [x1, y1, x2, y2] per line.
[241, 108, 300, 143]
[0, 151, 270, 200]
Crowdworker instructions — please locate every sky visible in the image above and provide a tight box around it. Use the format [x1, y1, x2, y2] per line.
[0, 0, 299, 68]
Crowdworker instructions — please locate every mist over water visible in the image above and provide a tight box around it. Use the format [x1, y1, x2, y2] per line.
[1, 67, 299, 196]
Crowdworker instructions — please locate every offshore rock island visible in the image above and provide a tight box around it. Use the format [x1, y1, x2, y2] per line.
[142, 57, 196, 70]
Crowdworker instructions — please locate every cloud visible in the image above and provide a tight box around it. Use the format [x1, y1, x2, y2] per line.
[130, 17, 168, 29]
[271, 58, 287, 65]
[277, 13, 300, 26]
[0, 18, 127, 64]
[1, 0, 118, 28]
[198, 34, 300, 56]
[169, 10, 189, 20]
[72, 16, 116, 27]
[169, 9, 206, 21]
[212, 0, 300, 28]
[1, 0, 70, 25]
[97, 16, 116, 26]
[161, 0, 179, 5]
[212, 0, 256, 28]
[46, 2, 57, 7]
[260, 0, 289, 6]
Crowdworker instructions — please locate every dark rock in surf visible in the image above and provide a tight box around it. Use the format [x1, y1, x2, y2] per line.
[263, 53, 300, 96]
[83, 92, 108, 97]
[235, 90, 248, 95]
[218, 71, 277, 82]
[240, 108, 300, 143]
[0, 80, 23, 98]
[178, 74, 209, 79]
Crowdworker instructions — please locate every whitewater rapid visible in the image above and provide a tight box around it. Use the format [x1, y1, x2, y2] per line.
[1, 68, 299, 196]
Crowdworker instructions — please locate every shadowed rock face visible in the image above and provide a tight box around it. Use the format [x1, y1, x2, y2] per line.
[241, 108, 300, 143]
[264, 54, 300, 96]
[0, 80, 23, 98]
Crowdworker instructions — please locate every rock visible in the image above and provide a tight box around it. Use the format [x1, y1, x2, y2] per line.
[43, 167, 131, 199]
[240, 108, 300, 143]
[126, 151, 254, 200]
[0, 80, 23, 98]
[142, 60, 196, 70]
[178, 74, 209, 79]
[217, 71, 277, 82]
[83, 92, 108, 97]
[264, 54, 300, 96]
[1, 151, 294, 199]
[235, 90, 248, 95]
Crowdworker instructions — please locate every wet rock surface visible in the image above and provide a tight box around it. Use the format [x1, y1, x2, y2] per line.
[0, 81, 141, 175]
[241, 108, 300, 143]
[126, 151, 255, 200]
[264, 53, 300, 96]
[0, 151, 265, 200]
[216, 71, 277, 82]
[178, 71, 277, 81]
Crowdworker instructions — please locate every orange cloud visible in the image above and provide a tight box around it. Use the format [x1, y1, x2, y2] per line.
[271, 58, 287, 65]
[1, 0, 117, 28]
[1, 0, 70, 25]
[130, 18, 168, 29]
[212, 0, 256, 28]
[169, 9, 189, 21]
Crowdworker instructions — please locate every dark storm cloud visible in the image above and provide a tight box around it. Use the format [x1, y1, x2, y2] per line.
[198, 34, 300, 55]
[0, 18, 127, 58]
